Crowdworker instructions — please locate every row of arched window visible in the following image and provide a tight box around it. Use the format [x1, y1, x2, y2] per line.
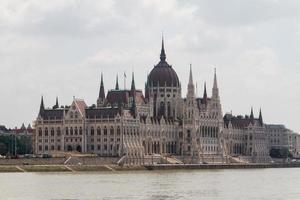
[199, 126, 219, 138]
[89, 126, 121, 136]
[38, 127, 61, 137]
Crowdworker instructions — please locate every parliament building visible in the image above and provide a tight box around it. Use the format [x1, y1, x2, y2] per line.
[34, 39, 271, 164]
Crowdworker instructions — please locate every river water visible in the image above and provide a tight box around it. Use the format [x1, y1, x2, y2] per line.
[0, 168, 299, 200]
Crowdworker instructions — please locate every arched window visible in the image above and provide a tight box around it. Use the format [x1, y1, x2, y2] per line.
[79, 127, 82, 135]
[65, 127, 69, 135]
[70, 127, 73, 135]
[104, 127, 107, 135]
[75, 127, 78, 135]
[110, 127, 114, 135]
[117, 127, 121, 135]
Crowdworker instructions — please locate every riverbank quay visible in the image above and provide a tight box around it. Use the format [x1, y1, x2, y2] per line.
[0, 164, 146, 173]
[1, 163, 300, 173]
[144, 163, 300, 170]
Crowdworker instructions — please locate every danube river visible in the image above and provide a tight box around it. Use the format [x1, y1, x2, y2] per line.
[0, 168, 300, 200]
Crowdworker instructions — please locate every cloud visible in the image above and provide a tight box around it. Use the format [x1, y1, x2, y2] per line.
[0, 0, 299, 133]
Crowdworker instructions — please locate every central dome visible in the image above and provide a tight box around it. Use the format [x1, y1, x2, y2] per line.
[147, 39, 180, 87]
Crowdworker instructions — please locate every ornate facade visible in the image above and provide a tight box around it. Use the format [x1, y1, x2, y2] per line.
[34, 39, 271, 164]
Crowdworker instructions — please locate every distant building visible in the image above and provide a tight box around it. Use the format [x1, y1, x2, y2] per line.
[266, 124, 300, 158]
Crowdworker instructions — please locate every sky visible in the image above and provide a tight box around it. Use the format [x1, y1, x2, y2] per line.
[0, 0, 299, 132]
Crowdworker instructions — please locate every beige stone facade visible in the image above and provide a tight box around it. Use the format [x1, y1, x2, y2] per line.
[34, 40, 274, 164]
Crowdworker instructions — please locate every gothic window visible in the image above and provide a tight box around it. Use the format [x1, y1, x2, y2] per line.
[104, 127, 107, 135]
[91, 127, 94, 136]
[57, 127, 61, 136]
[97, 127, 101, 135]
[70, 127, 73, 135]
[117, 127, 121, 135]
[65, 127, 69, 135]
[79, 127, 82, 135]
[75, 127, 78, 135]
[51, 128, 54, 136]
[45, 128, 48, 136]
[45, 145, 48, 151]
[38, 128, 42, 137]
[110, 127, 114, 135]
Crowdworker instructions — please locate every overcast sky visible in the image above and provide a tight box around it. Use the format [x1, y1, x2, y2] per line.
[0, 0, 299, 132]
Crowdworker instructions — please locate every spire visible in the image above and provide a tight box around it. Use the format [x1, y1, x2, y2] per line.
[55, 96, 59, 107]
[53, 96, 59, 109]
[99, 73, 105, 99]
[250, 107, 254, 121]
[259, 108, 263, 125]
[203, 82, 208, 103]
[39, 96, 45, 116]
[160, 36, 166, 62]
[115, 75, 119, 90]
[188, 64, 193, 85]
[212, 68, 220, 100]
[131, 72, 136, 91]
[213, 68, 218, 89]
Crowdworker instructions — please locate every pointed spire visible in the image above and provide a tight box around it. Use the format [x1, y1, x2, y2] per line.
[213, 68, 218, 89]
[55, 96, 59, 107]
[188, 64, 193, 85]
[131, 72, 136, 91]
[115, 75, 119, 90]
[160, 36, 166, 62]
[39, 96, 45, 116]
[203, 82, 208, 103]
[250, 107, 254, 121]
[99, 73, 105, 99]
[259, 108, 263, 125]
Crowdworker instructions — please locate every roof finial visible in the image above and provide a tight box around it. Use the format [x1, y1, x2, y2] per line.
[160, 35, 166, 62]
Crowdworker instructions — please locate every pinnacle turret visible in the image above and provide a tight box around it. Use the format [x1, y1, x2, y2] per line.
[131, 72, 136, 91]
[203, 82, 208, 104]
[39, 96, 45, 116]
[99, 73, 105, 99]
[115, 75, 119, 90]
[259, 108, 263, 125]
